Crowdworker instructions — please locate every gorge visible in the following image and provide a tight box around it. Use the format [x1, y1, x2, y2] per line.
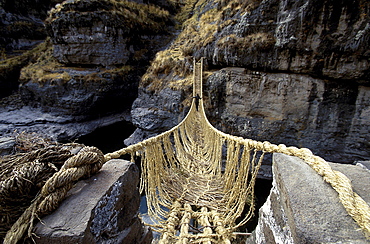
[0, 0, 370, 242]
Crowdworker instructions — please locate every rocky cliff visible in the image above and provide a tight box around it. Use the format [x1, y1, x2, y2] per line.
[0, 0, 369, 164]
[127, 0, 370, 164]
[0, 0, 62, 52]
[0, 0, 177, 142]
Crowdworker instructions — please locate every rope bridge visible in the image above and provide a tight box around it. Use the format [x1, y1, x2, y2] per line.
[2, 58, 370, 243]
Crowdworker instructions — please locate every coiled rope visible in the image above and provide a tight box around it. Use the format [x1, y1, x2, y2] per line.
[2, 145, 105, 244]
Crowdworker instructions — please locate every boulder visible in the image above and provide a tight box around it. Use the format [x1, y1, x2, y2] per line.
[246, 153, 370, 243]
[33, 159, 152, 244]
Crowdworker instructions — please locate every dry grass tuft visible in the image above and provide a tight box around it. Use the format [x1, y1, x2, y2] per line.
[19, 41, 66, 85]
[47, 0, 171, 34]
[140, 0, 265, 92]
[13, 131, 57, 153]
[216, 32, 275, 51]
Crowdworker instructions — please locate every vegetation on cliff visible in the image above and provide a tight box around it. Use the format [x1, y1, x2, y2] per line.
[141, 0, 270, 91]
[0, 41, 49, 98]
[46, 0, 173, 35]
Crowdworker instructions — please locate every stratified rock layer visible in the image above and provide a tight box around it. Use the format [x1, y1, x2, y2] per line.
[45, 0, 172, 66]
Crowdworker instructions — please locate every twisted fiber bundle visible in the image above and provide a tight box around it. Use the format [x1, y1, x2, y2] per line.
[0, 146, 72, 241]
[106, 59, 370, 242]
[3, 146, 105, 244]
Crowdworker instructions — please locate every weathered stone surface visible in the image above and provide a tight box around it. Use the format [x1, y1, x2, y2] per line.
[0, 0, 176, 142]
[125, 87, 186, 145]
[19, 64, 140, 118]
[0, 7, 47, 51]
[355, 161, 370, 171]
[0, 105, 131, 142]
[201, 0, 370, 81]
[45, 0, 172, 66]
[34, 159, 152, 244]
[246, 153, 370, 243]
[205, 68, 370, 163]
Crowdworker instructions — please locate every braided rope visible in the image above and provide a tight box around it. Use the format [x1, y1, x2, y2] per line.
[3, 146, 105, 244]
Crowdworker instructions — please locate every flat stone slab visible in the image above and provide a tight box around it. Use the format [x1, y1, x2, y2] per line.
[248, 153, 370, 244]
[34, 159, 152, 244]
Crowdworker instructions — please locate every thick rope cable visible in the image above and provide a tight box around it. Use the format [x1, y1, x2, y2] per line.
[3, 146, 105, 244]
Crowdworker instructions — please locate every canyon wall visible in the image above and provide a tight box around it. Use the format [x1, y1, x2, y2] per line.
[128, 0, 370, 164]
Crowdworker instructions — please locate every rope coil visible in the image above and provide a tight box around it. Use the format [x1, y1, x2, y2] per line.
[2, 145, 105, 244]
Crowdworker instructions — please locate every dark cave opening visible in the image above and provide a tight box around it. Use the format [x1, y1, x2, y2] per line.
[76, 120, 136, 155]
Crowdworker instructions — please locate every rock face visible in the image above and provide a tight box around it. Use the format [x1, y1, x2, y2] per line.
[128, 0, 370, 164]
[204, 0, 370, 81]
[129, 66, 370, 163]
[45, 0, 172, 66]
[0, 0, 177, 142]
[124, 87, 187, 145]
[0, 0, 62, 51]
[34, 159, 152, 244]
[17, 0, 174, 118]
[205, 68, 369, 163]
[19, 58, 140, 118]
[246, 153, 370, 243]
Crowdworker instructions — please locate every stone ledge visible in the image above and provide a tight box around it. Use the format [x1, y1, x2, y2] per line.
[247, 153, 370, 244]
[33, 159, 152, 244]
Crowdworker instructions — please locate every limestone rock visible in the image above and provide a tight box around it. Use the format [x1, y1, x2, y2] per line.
[246, 153, 370, 243]
[34, 159, 152, 244]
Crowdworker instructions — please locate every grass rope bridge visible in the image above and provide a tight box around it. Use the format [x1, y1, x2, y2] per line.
[1, 58, 370, 243]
